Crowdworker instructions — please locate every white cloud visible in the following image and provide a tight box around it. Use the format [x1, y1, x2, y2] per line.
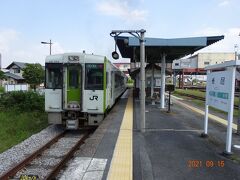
[0, 28, 19, 54]
[194, 27, 240, 53]
[13, 42, 66, 65]
[0, 28, 66, 67]
[52, 42, 65, 54]
[194, 27, 223, 36]
[218, 0, 230, 7]
[97, 0, 148, 22]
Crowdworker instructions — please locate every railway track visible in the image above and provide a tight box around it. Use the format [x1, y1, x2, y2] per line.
[175, 92, 239, 109]
[0, 129, 94, 180]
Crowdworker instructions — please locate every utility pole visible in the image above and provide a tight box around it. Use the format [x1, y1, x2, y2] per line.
[41, 39, 53, 55]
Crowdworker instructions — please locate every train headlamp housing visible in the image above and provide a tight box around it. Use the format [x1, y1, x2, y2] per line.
[67, 102, 80, 109]
[68, 56, 79, 61]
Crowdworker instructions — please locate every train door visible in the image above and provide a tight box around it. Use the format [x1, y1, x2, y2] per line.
[66, 64, 82, 109]
[111, 71, 115, 104]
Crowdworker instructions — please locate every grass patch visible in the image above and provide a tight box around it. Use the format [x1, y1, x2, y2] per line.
[173, 93, 239, 117]
[174, 89, 239, 107]
[175, 89, 206, 98]
[0, 91, 48, 153]
[0, 110, 48, 153]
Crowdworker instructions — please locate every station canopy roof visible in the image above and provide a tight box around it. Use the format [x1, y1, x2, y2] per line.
[115, 35, 224, 63]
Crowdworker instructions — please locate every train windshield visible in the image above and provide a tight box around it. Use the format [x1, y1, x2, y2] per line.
[45, 63, 63, 89]
[85, 63, 103, 90]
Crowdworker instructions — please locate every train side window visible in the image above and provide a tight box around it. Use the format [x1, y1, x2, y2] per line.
[115, 73, 123, 88]
[85, 64, 104, 90]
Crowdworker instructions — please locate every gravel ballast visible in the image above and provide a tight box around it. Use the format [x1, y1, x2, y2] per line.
[0, 125, 64, 176]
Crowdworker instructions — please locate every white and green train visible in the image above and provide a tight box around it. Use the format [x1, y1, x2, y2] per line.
[45, 52, 127, 129]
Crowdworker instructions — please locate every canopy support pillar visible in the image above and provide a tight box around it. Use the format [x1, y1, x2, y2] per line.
[160, 53, 166, 109]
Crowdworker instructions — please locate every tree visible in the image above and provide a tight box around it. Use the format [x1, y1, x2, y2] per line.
[0, 70, 5, 79]
[22, 63, 44, 91]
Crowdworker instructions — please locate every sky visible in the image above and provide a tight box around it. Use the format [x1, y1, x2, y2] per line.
[0, 0, 240, 67]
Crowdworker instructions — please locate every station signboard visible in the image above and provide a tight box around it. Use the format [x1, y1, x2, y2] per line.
[207, 71, 233, 112]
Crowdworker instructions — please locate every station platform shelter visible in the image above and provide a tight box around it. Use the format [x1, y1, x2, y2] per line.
[115, 34, 224, 108]
[129, 63, 171, 98]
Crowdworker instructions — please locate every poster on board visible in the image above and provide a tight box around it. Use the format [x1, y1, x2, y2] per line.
[207, 70, 233, 112]
[155, 78, 161, 87]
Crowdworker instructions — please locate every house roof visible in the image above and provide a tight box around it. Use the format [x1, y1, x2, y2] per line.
[115, 35, 224, 63]
[6, 61, 27, 69]
[4, 72, 25, 80]
[174, 68, 206, 75]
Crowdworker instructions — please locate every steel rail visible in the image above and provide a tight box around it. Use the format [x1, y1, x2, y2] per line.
[0, 131, 66, 180]
[45, 131, 91, 179]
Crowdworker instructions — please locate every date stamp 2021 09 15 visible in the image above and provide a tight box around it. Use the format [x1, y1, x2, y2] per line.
[187, 160, 225, 168]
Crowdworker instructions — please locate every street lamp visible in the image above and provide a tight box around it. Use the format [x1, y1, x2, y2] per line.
[41, 39, 53, 55]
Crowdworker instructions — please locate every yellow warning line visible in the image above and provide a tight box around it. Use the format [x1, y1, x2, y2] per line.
[107, 90, 133, 180]
[174, 98, 237, 130]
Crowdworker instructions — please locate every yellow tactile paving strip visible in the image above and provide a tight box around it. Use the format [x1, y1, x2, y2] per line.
[175, 98, 237, 130]
[107, 91, 133, 180]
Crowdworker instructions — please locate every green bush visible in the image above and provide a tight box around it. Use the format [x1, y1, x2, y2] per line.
[127, 78, 134, 84]
[0, 86, 4, 93]
[0, 91, 44, 112]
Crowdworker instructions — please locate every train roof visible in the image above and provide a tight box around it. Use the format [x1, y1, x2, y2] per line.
[45, 52, 126, 77]
[45, 52, 106, 63]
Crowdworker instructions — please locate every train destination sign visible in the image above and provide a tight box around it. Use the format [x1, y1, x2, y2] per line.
[206, 71, 233, 112]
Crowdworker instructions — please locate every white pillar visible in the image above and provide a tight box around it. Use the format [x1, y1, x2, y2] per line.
[203, 70, 210, 135]
[160, 54, 166, 109]
[226, 66, 236, 154]
[151, 64, 154, 97]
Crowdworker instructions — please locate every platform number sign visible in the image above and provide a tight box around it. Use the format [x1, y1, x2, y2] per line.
[207, 71, 233, 112]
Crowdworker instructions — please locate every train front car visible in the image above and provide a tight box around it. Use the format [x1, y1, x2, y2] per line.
[45, 53, 114, 129]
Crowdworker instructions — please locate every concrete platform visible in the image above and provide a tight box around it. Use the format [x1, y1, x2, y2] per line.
[59, 89, 240, 180]
[134, 97, 240, 180]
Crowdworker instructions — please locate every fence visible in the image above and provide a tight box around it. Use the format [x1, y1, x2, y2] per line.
[4, 84, 29, 92]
